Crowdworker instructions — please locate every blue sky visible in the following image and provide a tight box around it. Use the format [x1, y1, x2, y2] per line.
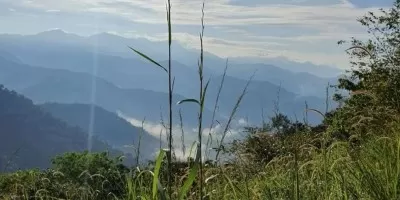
[0, 0, 394, 69]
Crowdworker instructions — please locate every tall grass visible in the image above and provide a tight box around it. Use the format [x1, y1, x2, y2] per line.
[128, 0, 173, 198]
[214, 73, 253, 161]
[126, 0, 254, 198]
[177, 3, 208, 198]
[4, 131, 400, 199]
[205, 59, 228, 161]
[166, 1, 173, 198]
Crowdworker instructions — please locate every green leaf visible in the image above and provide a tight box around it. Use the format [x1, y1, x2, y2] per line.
[177, 99, 200, 106]
[128, 47, 168, 73]
[152, 150, 166, 200]
[200, 79, 211, 107]
[178, 143, 201, 200]
[305, 108, 325, 118]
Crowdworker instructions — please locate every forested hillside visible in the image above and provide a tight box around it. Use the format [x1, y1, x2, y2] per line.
[0, 86, 129, 171]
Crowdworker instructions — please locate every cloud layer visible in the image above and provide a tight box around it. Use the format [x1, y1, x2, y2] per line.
[0, 0, 393, 68]
[117, 111, 248, 160]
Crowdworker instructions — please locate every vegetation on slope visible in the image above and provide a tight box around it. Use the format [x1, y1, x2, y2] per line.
[0, 85, 129, 171]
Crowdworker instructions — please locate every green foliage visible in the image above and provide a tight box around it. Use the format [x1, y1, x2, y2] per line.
[0, 152, 129, 199]
[51, 151, 129, 197]
[231, 113, 317, 168]
[330, 0, 400, 137]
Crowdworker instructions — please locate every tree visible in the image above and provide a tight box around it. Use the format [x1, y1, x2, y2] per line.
[232, 113, 310, 166]
[331, 0, 400, 137]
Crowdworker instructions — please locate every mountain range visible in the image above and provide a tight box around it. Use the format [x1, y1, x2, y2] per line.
[0, 30, 337, 119]
[0, 30, 340, 97]
[0, 30, 342, 169]
[0, 56, 212, 126]
[0, 50, 331, 128]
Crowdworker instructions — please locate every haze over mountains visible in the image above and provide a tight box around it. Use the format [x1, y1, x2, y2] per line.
[0, 30, 340, 97]
[0, 30, 343, 169]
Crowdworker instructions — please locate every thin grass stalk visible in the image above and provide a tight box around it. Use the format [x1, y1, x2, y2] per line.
[136, 118, 146, 166]
[171, 76, 177, 162]
[304, 101, 309, 126]
[294, 146, 299, 200]
[179, 109, 186, 159]
[273, 83, 282, 115]
[197, 2, 206, 199]
[160, 110, 170, 152]
[322, 132, 328, 199]
[159, 129, 163, 150]
[206, 59, 228, 160]
[325, 83, 330, 115]
[261, 107, 267, 130]
[166, 0, 173, 197]
[215, 73, 254, 161]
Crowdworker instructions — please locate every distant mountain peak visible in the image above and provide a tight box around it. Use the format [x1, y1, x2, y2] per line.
[34, 29, 82, 40]
[37, 28, 67, 35]
[91, 32, 119, 37]
[88, 32, 158, 45]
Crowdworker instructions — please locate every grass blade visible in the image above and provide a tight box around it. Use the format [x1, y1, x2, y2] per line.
[215, 73, 254, 161]
[306, 108, 325, 118]
[128, 47, 168, 73]
[177, 99, 200, 106]
[152, 150, 166, 200]
[178, 143, 201, 200]
[200, 79, 210, 107]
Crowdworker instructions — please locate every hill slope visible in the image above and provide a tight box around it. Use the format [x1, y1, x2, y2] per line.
[0, 86, 128, 171]
[40, 103, 161, 158]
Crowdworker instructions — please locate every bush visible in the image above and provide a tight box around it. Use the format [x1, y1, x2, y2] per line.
[0, 151, 129, 199]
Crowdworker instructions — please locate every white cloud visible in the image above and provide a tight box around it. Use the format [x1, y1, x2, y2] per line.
[45, 9, 60, 13]
[117, 111, 248, 160]
[4, 0, 383, 28]
[0, 0, 391, 68]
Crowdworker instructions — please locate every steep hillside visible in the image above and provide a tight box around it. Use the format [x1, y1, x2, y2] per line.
[40, 103, 161, 157]
[0, 86, 128, 171]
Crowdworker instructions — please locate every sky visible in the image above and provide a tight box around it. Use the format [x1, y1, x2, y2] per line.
[0, 0, 395, 69]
